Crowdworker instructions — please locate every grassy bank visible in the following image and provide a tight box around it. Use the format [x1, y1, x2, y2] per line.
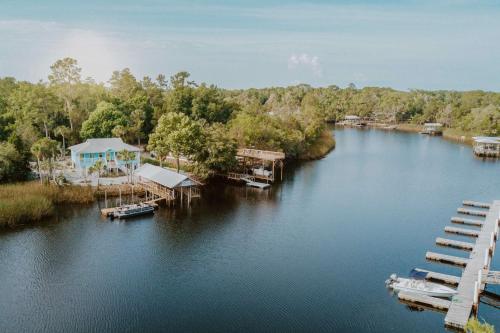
[298, 129, 336, 160]
[0, 182, 95, 228]
[394, 123, 476, 145]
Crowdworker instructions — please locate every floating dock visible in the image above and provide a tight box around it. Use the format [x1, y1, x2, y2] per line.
[436, 237, 474, 251]
[451, 217, 484, 227]
[393, 200, 499, 331]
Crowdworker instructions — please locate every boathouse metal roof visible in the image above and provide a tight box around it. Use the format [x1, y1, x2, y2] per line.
[134, 163, 193, 189]
[68, 138, 141, 154]
[472, 136, 500, 144]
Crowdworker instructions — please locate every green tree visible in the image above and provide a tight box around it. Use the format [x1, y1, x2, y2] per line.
[80, 102, 127, 139]
[0, 142, 27, 183]
[31, 137, 59, 183]
[54, 125, 71, 157]
[195, 123, 237, 174]
[89, 159, 106, 187]
[48, 57, 81, 132]
[117, 149, 135, 183]
[191, 84, 235, 123]
[148, 112, 204, 172]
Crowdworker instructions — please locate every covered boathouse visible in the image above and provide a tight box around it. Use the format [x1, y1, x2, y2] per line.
[133, 163, 201, 204]
[472, 136, 500, 158]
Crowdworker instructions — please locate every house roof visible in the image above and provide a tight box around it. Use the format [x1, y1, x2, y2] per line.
[134, 163, 193, 189]
[472, 136, 500, 144]
[68, 138, 141, 154]
[237, 148, 285, 161]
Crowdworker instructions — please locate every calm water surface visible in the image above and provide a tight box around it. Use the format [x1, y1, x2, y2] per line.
[1, 129, 499, 332]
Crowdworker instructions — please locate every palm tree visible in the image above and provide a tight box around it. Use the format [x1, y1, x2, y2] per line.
[54, 125, 71, 158]
[118, 149, 135, 183]
[89, 159, 106, 188]
[30, 143, 44, 184]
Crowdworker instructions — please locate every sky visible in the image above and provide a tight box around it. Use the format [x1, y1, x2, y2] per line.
[1, 0, 500, 90]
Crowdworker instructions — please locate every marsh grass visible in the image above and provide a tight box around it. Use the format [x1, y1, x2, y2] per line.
[0, 182, 95, 228]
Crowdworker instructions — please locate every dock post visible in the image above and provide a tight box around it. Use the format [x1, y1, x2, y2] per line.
[119, 187, 122, 207]
[105, 190, 107, 208]
[484, 249, 489, 269]
[473, 281, 479, 313]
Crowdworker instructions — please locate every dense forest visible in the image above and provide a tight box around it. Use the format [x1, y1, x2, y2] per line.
[0, 58, 499, 182]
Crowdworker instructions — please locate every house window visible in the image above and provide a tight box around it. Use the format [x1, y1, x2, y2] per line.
[80, 154, 84, 161]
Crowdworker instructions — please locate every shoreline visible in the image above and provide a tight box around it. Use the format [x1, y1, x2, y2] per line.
[297, 129, 336, 160]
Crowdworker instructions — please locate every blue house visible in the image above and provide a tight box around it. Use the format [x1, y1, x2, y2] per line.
[69, 138, 141, 171]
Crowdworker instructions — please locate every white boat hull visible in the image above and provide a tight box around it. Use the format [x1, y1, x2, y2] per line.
[388, 278, 457, 298]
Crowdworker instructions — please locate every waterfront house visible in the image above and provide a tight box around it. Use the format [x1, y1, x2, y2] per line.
[472, 137, 500, 157]
[422, 123, 443, 135]
[69, 138, 141, 171]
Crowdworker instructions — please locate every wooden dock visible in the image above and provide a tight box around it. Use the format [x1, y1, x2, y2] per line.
[398, 292, 451, 312]
[462, 201, 491, 209]
[412, 268, 460, 286]
[444, 200, 499, 330]
[426, 251, 469, 267]
[444, 226, 479, 238]
[451, 217, 484, 227]
[457, 207, 487, 217]
[436, 237, 474, 251]
[392, 200, 499, 330]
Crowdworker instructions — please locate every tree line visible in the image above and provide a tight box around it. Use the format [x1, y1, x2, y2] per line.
[1, 58, 498, 182]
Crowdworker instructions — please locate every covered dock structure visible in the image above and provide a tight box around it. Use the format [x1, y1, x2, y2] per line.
[421, 123, 443, 135]
[232, 148, 286, 183]
[472, 137, 500, 158]
[134, 163, 201, 205]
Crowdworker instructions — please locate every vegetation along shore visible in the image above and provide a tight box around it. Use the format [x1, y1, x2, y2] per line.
[1, 58, 498, 227]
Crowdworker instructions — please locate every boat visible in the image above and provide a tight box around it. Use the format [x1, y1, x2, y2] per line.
[252, 167, 272, 178]
[112, 203, 155, 219]
[386, 269, 457, 298]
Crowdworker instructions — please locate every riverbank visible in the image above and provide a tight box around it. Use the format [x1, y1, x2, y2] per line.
[298, 129, 336, 160]
[393, 124, 474, 145]
[0, 182, 95, 228]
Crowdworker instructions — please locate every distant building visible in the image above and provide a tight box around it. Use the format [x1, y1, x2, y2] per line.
[422, 123, 443, 135]
[68, 138, 141, 171]
[341, 115, 364, 127]
[472, 137, 500, 158]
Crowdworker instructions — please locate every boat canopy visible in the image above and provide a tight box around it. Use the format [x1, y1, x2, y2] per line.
[409, 269, 428, 280]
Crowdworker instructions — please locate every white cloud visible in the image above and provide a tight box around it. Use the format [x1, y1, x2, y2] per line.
[288, 53, 322, 77]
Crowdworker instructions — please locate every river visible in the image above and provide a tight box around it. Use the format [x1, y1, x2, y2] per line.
[0, 128, 499, 332]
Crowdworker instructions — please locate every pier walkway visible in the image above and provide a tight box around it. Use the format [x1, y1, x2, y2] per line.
[397, 200, 499, 330]
[444, 200, 500, 330]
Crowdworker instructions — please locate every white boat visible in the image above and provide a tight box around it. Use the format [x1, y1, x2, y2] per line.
[112, 203, 155, 219]
[386, 272, 457, 298]
[252, 167, 272, 178]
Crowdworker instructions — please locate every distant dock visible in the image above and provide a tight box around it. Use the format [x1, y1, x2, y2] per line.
[395, 200, 500, 330]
